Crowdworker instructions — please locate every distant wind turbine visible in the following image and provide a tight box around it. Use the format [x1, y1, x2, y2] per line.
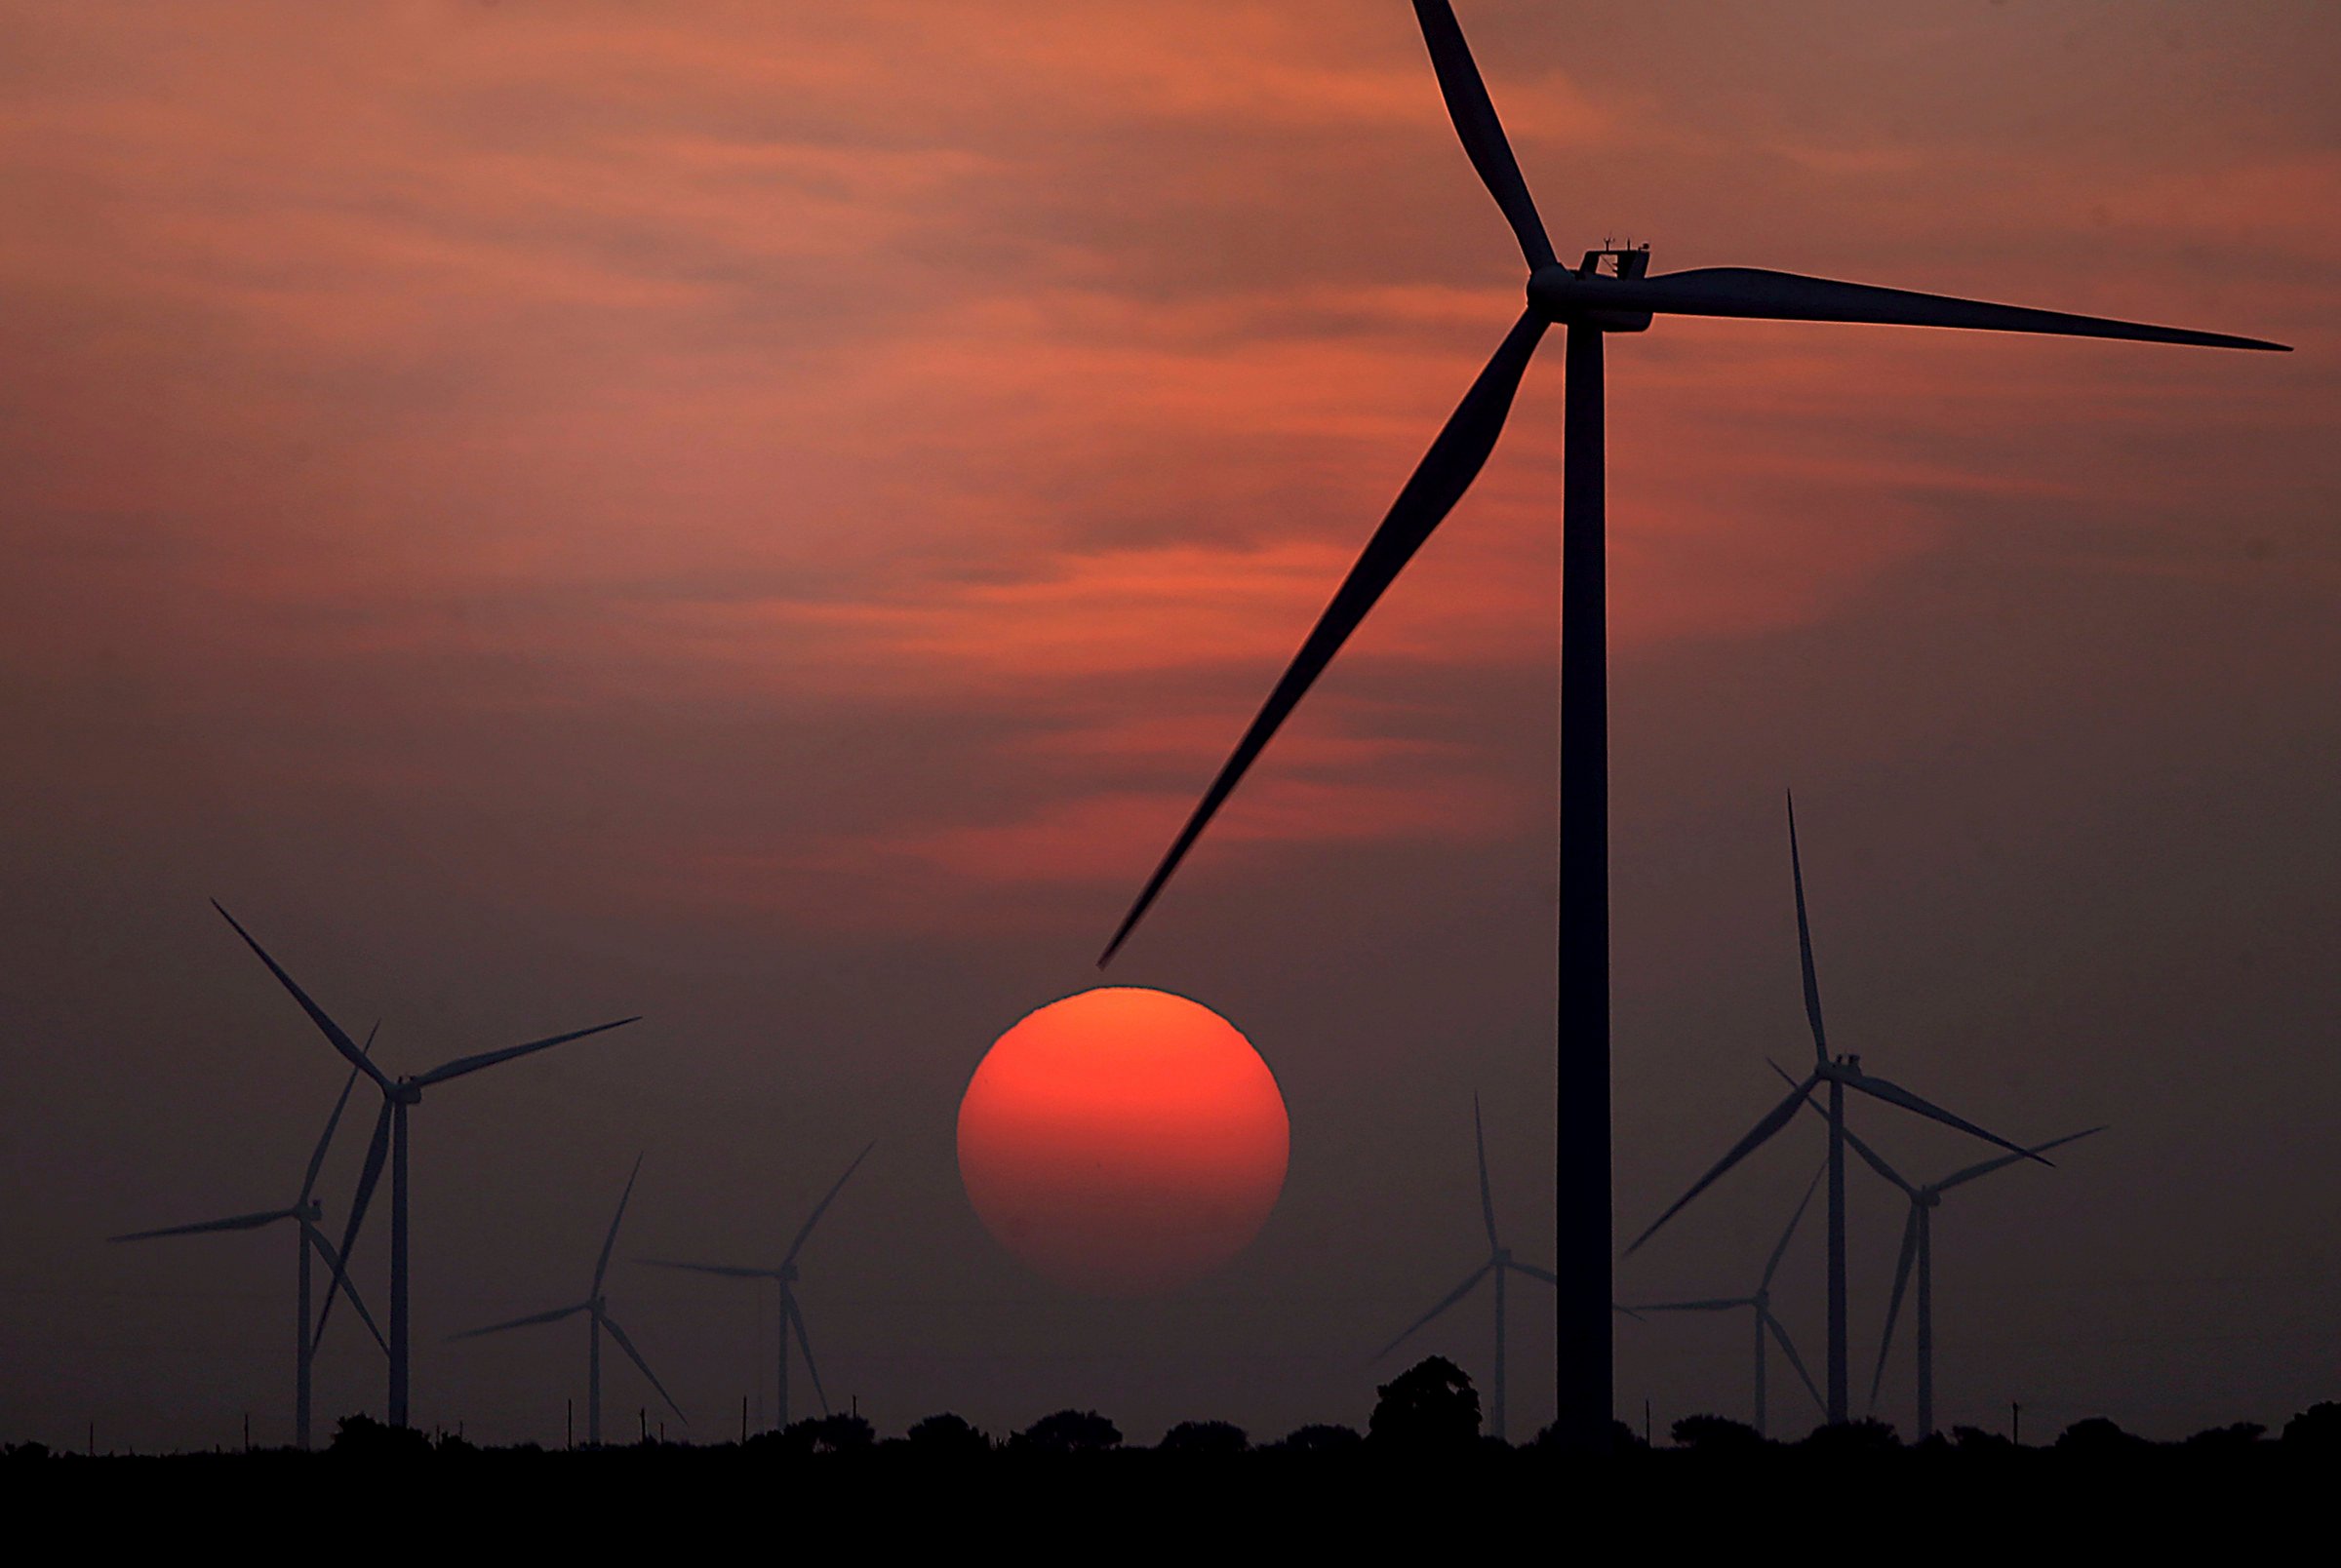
[1626, 1161, 1826, 1439]
[110, 1035, 388, 1449]
[1625, 797, 2045, 1424]
[1375, 1096, 1589, 1444]
[211, 899, 638, 1429]
[1092, 0, 2284, 1448]
[451, 1154, 684, 1446]
[1819, 1103, 2104, 1438]
[645, 1141, 874, 1431]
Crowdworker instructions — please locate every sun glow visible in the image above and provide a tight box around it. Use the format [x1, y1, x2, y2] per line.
[957, 987, 1290, 1297]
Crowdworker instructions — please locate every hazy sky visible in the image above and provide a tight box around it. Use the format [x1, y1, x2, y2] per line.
[3, 0, 2336, 1449]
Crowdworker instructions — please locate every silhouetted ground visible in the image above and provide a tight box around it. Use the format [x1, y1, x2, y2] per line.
[11, 1378, 2336, 1549]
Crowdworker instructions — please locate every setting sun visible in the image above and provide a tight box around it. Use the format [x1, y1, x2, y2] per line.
[958, 988, 1290, 1297]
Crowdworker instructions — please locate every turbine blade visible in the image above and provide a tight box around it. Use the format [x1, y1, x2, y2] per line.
[784, 1295, 830, 1418]
[1623, 1073, 1819, 1257]
[1614, 266, 2289, 351]
[600, 1314, 687, 1426]
[1760, 1159, 1829, 1291]
[414, 1016, 640, 1087]
[300, 1022, 377, 1204]
[593, 1154, 646, 1296]
[1935, 1125, 2107, 1192]
[1372, 1262, 1492, 1360]
[783, 1141, 876, 1268]
[1869, 1205, 1922, 1414]
[1765, 1311, 1826, 1416]
[212, 901, 396, 1095]
[1513, 1262, 1558, 1286]
[1409, 0, 1556, 271]
[1622, 1298, 1753, 1313]
[110, 1207, 298, 1242]
[1473, 1093, 1498, 1249]
[1787, 793, 1828, 1066]
[448, 1301, 588, 1341]
[1097, 309, 1550, 964]
[303, 1222, 386, 1357]
[642, 1259, 777, 1281]
[1845, 1071, 2048, 1165]
[316, 1098, 391, 1342]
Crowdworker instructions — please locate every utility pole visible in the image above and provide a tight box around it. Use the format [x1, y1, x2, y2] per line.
[566, 1397, 574, 1451]
[2011, 1401, 2022, 1446]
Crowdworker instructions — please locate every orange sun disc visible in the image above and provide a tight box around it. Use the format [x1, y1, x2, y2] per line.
[957, 987, 1290, 1297]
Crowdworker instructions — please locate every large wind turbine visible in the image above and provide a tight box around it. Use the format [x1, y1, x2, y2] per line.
[110, 1040, 388, 1449]
[645, 1141, 874, 1432]
[1091, 0, 2285, 1446]
[211, 900, 638, 1429]
[1625, 797, 2043, 1425]
[451, 1154, 684, 1446]
[1372, 1097, 1568, 1443]
[1626, 1162, 1826, 1440]
[1836, 1117, 2105, 1438]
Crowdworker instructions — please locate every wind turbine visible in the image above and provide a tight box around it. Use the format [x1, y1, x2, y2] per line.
[109, 1039, 389, 1449]
[1626, 1161, 1826, 1439]
[211, 899, 638, 1429]
[1834, 1117, 2105, 1438]
[1090, 0, 2285, 1447]
[645, 1141, 873, 1432]
[451, 1154, 684, 1446]
[1623, 795, 2045, 1425]
[1372, 1097, 1569, 1443]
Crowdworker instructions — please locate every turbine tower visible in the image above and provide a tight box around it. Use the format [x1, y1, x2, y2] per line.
[1626, 797, 2043, 1424]
[1625, 1162, 1826, 1439]
[110, 1039, 388, 1449]
[1090, 0, 2284, 1447]
[212, 900, 638, 1429]
[645, 1141, 874, 1432]
[451, 1154, 685, 1446]
[1372, 1096, 1567, 1443]
[1831, 1117, 2104, 1437]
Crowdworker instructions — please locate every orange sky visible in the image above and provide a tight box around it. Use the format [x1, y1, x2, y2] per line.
[3, 2, 2338, 1449]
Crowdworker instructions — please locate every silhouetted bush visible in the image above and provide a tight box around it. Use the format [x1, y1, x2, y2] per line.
[781, 1413, 874, 1456]
[329, 1414, 430, 1460]
[1951, 1425, 2013, 1452]
[1369, 1356, 1481, 1452]
[2182, 1422, 2266, 1450]
[1159, 1420, 1248, 1457]
[4, 1441, 49, 1463]
[1800, 1419, 1899, 1456]
[905, 1413, 991, 1457]
[1012, 1409, 1122, 1454]
[2283, 1402, 2341, 1450]
[1669, 1414, 1763, 1454]
[2054, 1417, 2150, 1455]
[1275, 1424, 1363, 1453]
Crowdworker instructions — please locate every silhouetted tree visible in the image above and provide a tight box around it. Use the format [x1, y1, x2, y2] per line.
[2182, 1422, 2266, 1450]
[329, 1414, 430, 1460]
[3, 1441, 49, 1463]
[1800, 1419, 1899, 1456]
[1669, 1414, 1763, 1454]
[1013, 1409, 1122, 1454]
[2054, 1417, 2150, 1455]
[1369, 1356, 1480, 1452]
[1158, 1420, 1247, 1457]
[1275, 1424, 1363, 1453]
[906, 1413, 991, 1457]
[2282, 1402, 2341, 1450]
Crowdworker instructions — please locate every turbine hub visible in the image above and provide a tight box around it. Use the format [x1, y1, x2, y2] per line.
[1527, 257, 1654, 333]
[778, 1263, 799, 1284]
